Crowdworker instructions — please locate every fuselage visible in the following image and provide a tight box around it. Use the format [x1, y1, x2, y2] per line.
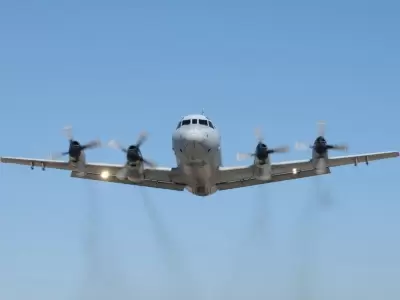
[172, 114, 221, 196]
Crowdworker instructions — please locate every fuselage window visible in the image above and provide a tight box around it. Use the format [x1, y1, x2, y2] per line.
[199, 119, 208, 126]
[192, 119, 198, 124]
[182, 119, 190, 126]
[176, 122, 182, 129]
[208, 121, 214, 129]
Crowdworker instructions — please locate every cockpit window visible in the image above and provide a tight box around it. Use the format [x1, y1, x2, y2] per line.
[199, 119, 208, 126]
[178, 118, 215, 129]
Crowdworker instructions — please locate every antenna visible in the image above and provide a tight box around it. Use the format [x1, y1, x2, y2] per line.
[201, 108, 205, 115]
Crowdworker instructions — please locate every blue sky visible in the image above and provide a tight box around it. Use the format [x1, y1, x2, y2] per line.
[0, 1, 399, 299]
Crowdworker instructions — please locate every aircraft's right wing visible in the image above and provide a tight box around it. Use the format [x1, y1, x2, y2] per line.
[0, 156, 186, 191]
[68, 163, 186, 191]
[70, 171, 186, 191]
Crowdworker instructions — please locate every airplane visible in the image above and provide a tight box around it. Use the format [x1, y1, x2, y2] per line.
[0, 113, 398, 197]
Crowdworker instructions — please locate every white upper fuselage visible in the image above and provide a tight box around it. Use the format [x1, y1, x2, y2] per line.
[172, 114, 221, 196]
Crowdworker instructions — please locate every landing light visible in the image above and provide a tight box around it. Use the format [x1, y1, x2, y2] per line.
[100, 170, 110, 179]
[292, 168, 297, 174]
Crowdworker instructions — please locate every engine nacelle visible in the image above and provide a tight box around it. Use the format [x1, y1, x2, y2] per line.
[126, 163, 145, 182]
[254, 158, 272, 180]
[69, 140, 83, 160]
[70, 151, 86, 164]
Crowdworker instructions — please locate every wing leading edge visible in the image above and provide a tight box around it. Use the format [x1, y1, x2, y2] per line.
[217, 151, 399, 191]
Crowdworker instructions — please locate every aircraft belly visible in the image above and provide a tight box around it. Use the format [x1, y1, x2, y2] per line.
[175, 151, 218, 196]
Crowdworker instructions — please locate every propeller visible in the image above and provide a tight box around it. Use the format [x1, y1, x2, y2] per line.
[51, 126, 101, 160]
[108, 132, 157, 168]
[236, 127, 289, 161]
[296, 122, 348, 152]
[295, 121, 348, 174]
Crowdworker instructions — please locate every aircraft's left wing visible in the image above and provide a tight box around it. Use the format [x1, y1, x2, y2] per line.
[272, 151, 399, 174]
[0, 156, 184, 191]
[217, 151, 399, 191]
[217, 168, 330, 191]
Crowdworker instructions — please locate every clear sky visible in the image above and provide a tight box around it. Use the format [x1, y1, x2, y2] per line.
[0, 1, 399, 299]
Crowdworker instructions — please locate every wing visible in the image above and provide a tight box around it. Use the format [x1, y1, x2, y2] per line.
[217, 151, 399, 191]
[217, 168, 331, 191]
[0, 156, 124, 173]
[70, 171, 185, 191]
[70, 164, 185, 191]
[0, 157, 71, 170]
[0, 156, 184, 191]
[273, 151, 399, 173]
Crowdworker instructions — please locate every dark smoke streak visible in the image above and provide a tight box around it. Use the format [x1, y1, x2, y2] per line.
[221, 186, 270, 299]
[138, 187, 199, 300]
[76, 183, 136, 300]
[293, 176, 333, 300]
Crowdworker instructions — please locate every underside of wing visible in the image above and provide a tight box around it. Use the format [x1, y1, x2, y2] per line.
[0, 156, 126, 174]
[0, 157, 71, 170]
[327, 151, 399, 167]
[0, 156, 184, 191]
[70, 162, 184, 191]
[70, 171, 185, 191]
[269, 151, 399, 174]
[217, 167, 329, 191]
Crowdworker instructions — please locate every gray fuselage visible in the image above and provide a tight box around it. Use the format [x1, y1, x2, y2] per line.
[172, 114, 221, 196]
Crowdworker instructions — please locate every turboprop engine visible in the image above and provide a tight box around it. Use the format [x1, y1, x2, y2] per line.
[295, 121, 348, 174]
[51, 126, 101, 162]
[236, 128, 289, 180]
[108, 132, 156, 181]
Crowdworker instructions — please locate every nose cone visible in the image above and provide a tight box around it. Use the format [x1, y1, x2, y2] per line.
[182, 129, 206, 143]
[181, 129, 208, 161]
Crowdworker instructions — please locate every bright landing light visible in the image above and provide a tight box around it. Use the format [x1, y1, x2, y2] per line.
[292, 168, 298, 174]
[100, 170, 110, 179]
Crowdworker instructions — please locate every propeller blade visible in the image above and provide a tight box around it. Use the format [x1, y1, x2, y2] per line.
[269, 146, 289, 153]
[63, 126, 73, 141]
[254, 128, 264, 143]
[295, 142, 312, 151]
[81, 139, 102, 150]
[50, 151, 69, 160]
[116, 166, 128, 180]
[108, 140, 127, 152]
[236, 152, 254, 161]
[136, 132, 148, 147]
[330, 144, 348, 151]
[317, 121, 326, 137]
[142, 158, 157, 168]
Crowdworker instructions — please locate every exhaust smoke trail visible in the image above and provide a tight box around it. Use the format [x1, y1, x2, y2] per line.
[293, 176, 334, 300]
[138, 187, 199, 300]
[76, 183, 136, 300]
[221, 186, 271, 299]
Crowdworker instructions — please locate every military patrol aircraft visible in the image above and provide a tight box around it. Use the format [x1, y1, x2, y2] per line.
[0, 114, 398, 196]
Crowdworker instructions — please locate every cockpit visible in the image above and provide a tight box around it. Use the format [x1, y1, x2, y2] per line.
[176, 117, 215, 129]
